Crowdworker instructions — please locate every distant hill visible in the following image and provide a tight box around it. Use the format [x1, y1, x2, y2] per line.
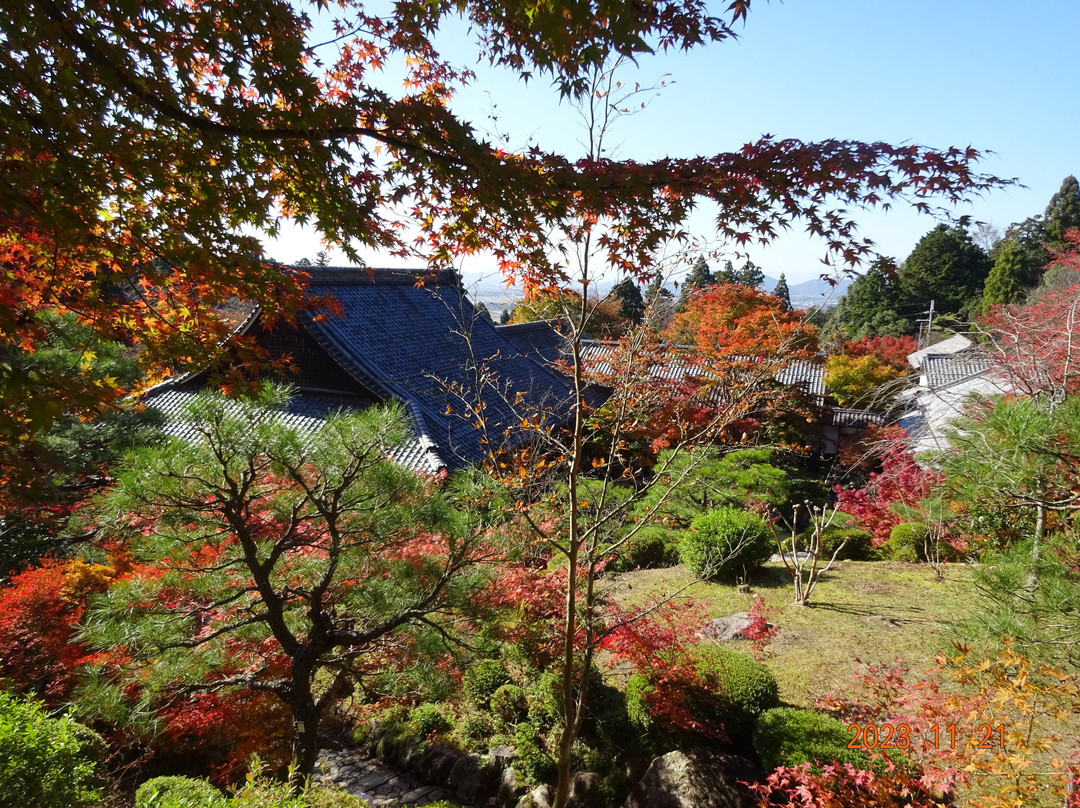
[461, 270, 848, 315]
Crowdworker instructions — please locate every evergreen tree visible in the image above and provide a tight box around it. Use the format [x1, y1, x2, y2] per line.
[735, 259, 765, 288]
[499, 307, 512, 324]
[474, 301, 493, 322]
[714, 260, 737, 284]
[773, 273, 792, 311]
[827, 258, 911, 338]
[897, 225, 991, 317]
[983, 240, 1041, 308]
[612, 278, 646, 324]
[644, 272, 673, 302]
[1044, 175, 1080, 247]
[676, 255, 715, 311]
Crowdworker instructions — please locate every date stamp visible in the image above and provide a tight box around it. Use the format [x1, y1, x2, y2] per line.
[847, 722, 1006, 750]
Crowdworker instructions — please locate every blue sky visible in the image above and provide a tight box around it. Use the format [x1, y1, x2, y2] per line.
[272, 0, 1080, 286]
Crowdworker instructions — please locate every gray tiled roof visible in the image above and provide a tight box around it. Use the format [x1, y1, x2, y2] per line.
[906, 333, 973, 369]
[143, 267, 575, 473]
[581, 341, 826, 402]
[144, 383, 445, 474]
[922, 349, 992, 390]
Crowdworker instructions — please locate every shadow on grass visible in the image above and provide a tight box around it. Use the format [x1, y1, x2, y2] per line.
[808, 600, 942, 626]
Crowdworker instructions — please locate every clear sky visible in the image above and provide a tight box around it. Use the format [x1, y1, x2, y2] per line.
[269, 0, 1080, 286]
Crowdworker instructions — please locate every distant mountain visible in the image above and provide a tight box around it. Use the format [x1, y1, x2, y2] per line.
[461, 269, 849, 313]
[759, 274, 848, 308]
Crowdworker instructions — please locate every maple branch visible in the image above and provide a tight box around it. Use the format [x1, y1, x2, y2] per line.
[37, 0, 467, 165]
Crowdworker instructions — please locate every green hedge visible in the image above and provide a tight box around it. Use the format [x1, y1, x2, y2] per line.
[464, 659, 511, 701]
[753, 707, 870, 772]
[681, 508, 775, 581]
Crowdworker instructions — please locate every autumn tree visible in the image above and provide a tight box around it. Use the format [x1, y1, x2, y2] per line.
[80, 390, 488, 780]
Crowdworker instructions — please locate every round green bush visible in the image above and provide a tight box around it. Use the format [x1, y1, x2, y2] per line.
[617, 526, 680, 571]
[0, 691, 103, 808]
[885, 522, 928, 563]
[409, 702, 453, 737]
[490, 684, 528, 724]
[695, 646, 779, 742]
[623, 672, 654, 731]
[464, 659, 511, 701]
[680, 507, 775, 581]
[135, 775, 226, 808]
[753, 707, 870, 772]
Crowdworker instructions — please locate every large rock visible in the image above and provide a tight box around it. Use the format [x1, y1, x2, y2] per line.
[623, 748, 758, 808]
[414, 743, 460, 786]
[448, 753, 502, 805]
[567, 772, 603, 808]
[517, 784, 552, 808]
[698, 614, 753, 641]
[498, 766, 526, 808]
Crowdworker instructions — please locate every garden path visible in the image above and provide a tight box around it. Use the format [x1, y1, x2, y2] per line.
[315, 748, 453, 807]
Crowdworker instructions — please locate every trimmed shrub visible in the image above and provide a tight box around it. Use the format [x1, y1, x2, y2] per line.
[463, 659, 510, 701]
[135, 776, 226, 808]
[885, 522, 927, 563]
[681, 508, 775, 581]
[409, 702, 453, 738]
[624, 672, 654, 731]
[753, 707, 870, 773]
[615, 526, 680, 571]
[695, 646, 779, 743]
[490, 684, 528, 724]
[0, 691, 103, 808]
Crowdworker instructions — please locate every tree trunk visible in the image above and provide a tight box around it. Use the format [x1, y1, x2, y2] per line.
[1027, 502, 1047, 591]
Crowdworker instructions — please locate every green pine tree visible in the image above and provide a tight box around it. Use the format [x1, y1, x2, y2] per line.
[735, 259, 765, 288]
[773, 273, 792, 311]
[612, 278, 646, 324]
[676, 255, 715, 311]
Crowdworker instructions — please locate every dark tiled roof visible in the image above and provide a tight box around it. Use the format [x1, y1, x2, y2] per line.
[923, 349, 992, 390]
[496, 319, 571, 366]
[774, 360, 826, 400]
[829, 407, 889, 428]
[144, 267, 576, 473]
[298, 268, 575, 470]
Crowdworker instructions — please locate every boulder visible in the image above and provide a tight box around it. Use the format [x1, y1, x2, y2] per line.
[498, 766, 526, 808]
[414, 743, 461, 786]
[623, 748, 758, 808]
[448, 753, 502, 805]
[698, 614, 753, 641]
[567, 772, 603, 808]
[516, 784, 552, 808]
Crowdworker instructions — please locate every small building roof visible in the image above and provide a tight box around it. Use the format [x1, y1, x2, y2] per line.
[906, 333, 973, 369]
[921, 349, 993, 390]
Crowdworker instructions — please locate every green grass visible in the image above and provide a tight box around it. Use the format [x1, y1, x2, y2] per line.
[604, 559, 976, 707]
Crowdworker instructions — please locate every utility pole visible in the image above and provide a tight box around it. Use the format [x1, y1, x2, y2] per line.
[916, 300, 935, 349]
